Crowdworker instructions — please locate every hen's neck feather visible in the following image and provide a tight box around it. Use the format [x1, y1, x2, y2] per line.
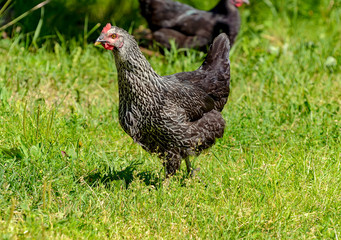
[113, 38, 163, 94]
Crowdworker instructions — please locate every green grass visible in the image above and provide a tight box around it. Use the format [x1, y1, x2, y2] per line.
[1, 0, 341, 239]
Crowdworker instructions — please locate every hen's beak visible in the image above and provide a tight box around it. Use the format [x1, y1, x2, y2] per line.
[94, 36, 106, 46]
[94, 41, 102, 46]
[243, 0, 250, 4]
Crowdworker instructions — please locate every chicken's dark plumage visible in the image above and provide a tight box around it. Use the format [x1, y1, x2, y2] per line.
[139, 0, 248, 49]
[95, 24, 230, 175]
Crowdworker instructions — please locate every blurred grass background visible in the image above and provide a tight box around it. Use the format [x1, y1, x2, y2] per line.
[2, 0, 338, 45]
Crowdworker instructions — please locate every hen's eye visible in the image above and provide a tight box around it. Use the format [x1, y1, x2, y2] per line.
[112, 34, 117, 39]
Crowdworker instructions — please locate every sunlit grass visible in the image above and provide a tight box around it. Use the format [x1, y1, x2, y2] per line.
[0, 0, 340, 238]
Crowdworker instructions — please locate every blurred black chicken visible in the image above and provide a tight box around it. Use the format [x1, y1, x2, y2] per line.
[138, 0, 248, 49]
[95, 24, 230, 176]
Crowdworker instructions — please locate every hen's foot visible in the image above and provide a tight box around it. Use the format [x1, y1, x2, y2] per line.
[185, 157, 201, 177]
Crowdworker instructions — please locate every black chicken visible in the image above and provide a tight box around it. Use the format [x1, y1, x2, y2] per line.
[95, 24, 230, 176]
[138, 0, 248, 49]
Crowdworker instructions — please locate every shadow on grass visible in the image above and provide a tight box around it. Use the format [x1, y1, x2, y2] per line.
[84, 161, 162, 189]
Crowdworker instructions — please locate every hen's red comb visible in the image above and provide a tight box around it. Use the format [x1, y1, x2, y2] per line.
[102, 23, 112, 33]
[232, 0, 246, 7]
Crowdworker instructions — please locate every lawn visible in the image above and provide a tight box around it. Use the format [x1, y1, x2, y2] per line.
[0, 0, 340, 239]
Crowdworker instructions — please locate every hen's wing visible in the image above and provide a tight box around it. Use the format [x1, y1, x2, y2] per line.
[162, 77, 215, 122]
[153, 28, 211, 49]
[169, 33, 231, 111]
[171, 69, 229, 112]
[139, 0, 194, 30]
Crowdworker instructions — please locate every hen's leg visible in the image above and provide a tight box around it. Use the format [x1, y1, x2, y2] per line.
[153, 29, 185, 49]
[185, 157, 200, 177]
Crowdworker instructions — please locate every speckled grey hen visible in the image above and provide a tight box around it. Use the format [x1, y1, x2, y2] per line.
[95, 24, 230, 175]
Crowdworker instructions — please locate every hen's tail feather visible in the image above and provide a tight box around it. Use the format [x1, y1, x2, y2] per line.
[196, 33, 230, 111]
[199, 33, 230, 72]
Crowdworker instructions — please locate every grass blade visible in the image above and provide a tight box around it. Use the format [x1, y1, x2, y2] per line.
[0, 0, 50, 31]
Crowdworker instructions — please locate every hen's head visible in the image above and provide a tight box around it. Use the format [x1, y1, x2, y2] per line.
[230, 0, 249, 7]
[95, 24, 133, 52]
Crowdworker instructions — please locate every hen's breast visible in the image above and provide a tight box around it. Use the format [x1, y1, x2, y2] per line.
[117, 68, 167, 142]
